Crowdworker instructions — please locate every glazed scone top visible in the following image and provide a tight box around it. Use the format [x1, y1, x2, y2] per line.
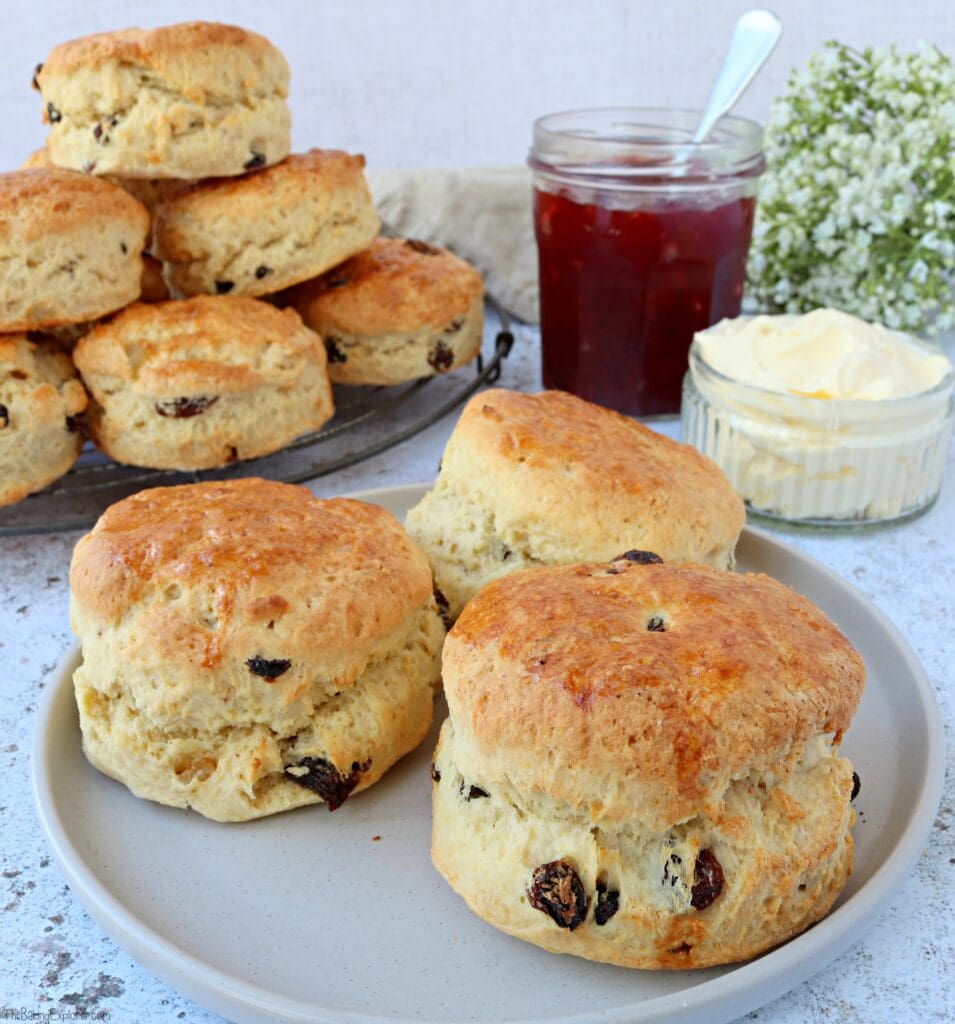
[74, 297, 326, 396]
[288, 236, 485, 335]
[444, 560, 865, 831]
[0, 168, 149, 243]
[70, 480, 434, 710]
[37, 22, 289, 106]
[442, 389, 745, 566]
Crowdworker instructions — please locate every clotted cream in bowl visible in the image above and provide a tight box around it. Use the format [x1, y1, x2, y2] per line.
[680, 309, 955, 524]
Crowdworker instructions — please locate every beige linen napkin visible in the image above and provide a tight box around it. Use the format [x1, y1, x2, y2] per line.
[366, 166, 539, 324]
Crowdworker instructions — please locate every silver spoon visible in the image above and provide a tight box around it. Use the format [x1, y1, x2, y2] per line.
[693, 8, 782, 145]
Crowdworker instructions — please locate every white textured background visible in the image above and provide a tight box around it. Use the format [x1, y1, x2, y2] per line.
[1, 0, 954, 171]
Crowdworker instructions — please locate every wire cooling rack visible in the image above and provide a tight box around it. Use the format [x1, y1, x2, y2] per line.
[0, 302, 514, 536]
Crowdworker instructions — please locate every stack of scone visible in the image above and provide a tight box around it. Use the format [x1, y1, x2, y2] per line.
[1, 20, 485, 508]
[407, 388, 866, 968]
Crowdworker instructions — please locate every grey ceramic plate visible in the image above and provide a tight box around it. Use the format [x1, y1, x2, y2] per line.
[32, 483, 945, 1024]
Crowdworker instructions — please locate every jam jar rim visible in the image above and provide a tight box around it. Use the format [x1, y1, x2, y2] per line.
[688, 330, 955, 416]
[529, 106, 765, 188]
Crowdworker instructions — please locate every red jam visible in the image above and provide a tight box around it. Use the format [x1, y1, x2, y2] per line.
[534, 186, 756, 416]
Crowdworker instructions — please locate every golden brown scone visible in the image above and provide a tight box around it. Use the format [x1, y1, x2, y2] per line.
[153, 150, 380, 298]
[0, 169, 148, 331]
[35, 22, 290, 179]
[74, 296, 333, 470]
[432, 560, 866, 969]
[0, 335, 88, 506]
[284, 237, 484, 385]
[405, 389, 746, 620]
[70, 479, 445, 821]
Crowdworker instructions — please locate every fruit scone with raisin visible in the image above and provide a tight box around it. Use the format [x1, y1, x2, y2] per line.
[0, 168, 148, 333]
[20, 149, 172, 313]
[405, 388, 745, 624]
[431, 557, 865, 968]
[69, 479, 446, 822]
[34, 21, 291, 179]
[73, 295, 334, 471]
[152, 149, 379, 299]
[283, 236, 485, 386]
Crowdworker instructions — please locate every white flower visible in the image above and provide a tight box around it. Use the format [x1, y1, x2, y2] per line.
[747, 41, 955, 337]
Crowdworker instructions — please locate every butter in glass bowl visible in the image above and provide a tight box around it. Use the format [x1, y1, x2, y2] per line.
[680, 309, 955, 524]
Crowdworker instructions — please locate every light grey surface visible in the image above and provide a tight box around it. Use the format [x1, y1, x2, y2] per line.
[2, 327, 954, 1023]
[29, 487, 945, 1024]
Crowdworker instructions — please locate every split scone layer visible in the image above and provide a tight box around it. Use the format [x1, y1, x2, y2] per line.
[432, 560, 865, 969]
[70, 479, 445, 821]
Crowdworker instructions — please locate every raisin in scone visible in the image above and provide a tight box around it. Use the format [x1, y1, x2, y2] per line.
[283, 237, 484, 385]
[405, 388, 745, 622]
[70, 479, 445, 822]
[0, 335, 88, 506]
[432, 559, 865, 968]
[35, 22, 290, 179]
[153, 149, 380, 298]
[0, 169, 148, 332]
[73, 296, 333, 470]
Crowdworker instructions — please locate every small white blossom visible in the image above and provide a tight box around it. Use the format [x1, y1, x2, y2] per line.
[747, 41, 955, 337]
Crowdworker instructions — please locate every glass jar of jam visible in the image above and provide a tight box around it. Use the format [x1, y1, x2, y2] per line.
[529, 108, 764, 416]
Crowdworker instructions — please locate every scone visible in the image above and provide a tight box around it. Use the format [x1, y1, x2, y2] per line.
[0, 169, 148, 331]
[35, 22, 290, 179]
[22, 149, 179, 303]
[73, 296, 333, 470]
[153, 150, 380, 298]
[0, 335, 88, 506]
[70, 479, 445, 821]
[405, 389, 746, 621]
[432, 559, 866, 968]
[283, 237, 484, 385]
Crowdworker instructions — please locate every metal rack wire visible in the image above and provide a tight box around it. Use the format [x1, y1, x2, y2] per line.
[0, 302, 514, 536]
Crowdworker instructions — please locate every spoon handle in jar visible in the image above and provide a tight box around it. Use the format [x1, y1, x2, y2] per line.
[692, 8, 782, 145]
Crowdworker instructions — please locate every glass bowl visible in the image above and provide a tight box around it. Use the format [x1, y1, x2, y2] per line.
[680, 336, 955, 525]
